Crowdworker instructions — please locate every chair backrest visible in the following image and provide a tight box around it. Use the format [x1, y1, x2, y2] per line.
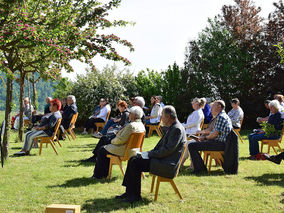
[200, 118, 204, 129]
[121, 132, 145, 161]
[174, 143, 187, 178]
[239, 116, 244, 129]
[51, 118, 62, 140]
[105, 110, 111, 122]
[69, 113, 78, 129]
[279, 126, 284, 143]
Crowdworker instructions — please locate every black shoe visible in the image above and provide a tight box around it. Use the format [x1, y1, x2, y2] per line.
[121, 196, 142, 204]
[264, 154, 281, 164]
[115, 193, 129, 200]
[82, 155, 96, 163]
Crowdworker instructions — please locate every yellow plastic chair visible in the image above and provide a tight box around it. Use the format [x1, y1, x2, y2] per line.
[95, 110, 111, 133]
[146, 118, 163, 138]
[233, 116, 244, 143]
[150, 143, 187, 201]
[36, 118, 62, 155]
[106, 132, 145, 179]
[260, 126, 284, 154]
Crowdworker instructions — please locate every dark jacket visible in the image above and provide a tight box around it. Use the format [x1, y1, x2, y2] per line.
[39, 111, 62, 136]
[62, 103, 77, 129]
[148, 121, 186, 179]
[222, 130, 239, 174]
[117, 109, 129, 127]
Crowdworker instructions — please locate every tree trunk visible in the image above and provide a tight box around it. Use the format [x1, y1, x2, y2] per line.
[2, 76, 13, 159]
[31, 73, 38, 110]
[18, 72, 25, 142]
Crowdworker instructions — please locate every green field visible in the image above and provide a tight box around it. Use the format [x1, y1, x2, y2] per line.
[0, 112, 283, 212]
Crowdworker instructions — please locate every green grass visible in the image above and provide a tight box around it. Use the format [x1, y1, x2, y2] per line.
[0, 117, 283, 212]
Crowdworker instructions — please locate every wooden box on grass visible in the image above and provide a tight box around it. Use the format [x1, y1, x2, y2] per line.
[45, 204, 80, 213]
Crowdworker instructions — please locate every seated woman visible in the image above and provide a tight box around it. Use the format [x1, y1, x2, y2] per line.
[145, 95, 162, 125]
[182, 98, 205, 135]
[13, 97, 34, 129]
[248, 100, 284, 160]
[95, 100, 129, 137]
[202, 98, 213, 124]
[60, 97, 68, 113]
[14, 99, 62, 156]
[82, 98, 111, 135]
[228, 98, 244, 129]
[90, 106, 145, 179]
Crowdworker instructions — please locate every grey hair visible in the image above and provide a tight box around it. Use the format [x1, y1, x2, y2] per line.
[135, 96, 145, 108]
[129, 106, 144, 119]
[68, 95, 76, 103]
[163, 105, 177, 119]
[269, 100, 281, 111]
[192, 97, 206, 108]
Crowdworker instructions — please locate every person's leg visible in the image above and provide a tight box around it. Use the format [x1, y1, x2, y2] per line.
[92, 147, 111, 178]
[92, 135, 115, 157]
[188, 140, 226, 173]
[277, 152, 284, 160]
[22, 130, 47, 152]
[85, 118, 96, 132]
[249, 133, 266, 156]
[101, 119, 115, 135]
[122, 156, 150, 200]
[13, 117, 19, 129]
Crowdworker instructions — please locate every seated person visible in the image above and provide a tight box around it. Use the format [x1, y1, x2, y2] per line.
[145, 95, 162, 125]
[60, 97, 68, 113]
[13, 97, 34, 129]
[182, 97, 205, 135]
[274, 94, 284, 111]
[115, 106, 186, 203]
[228, 98, 244, 129]
[257, 100, 271, 123]
[95, 100, 129, 137]
[202, 98, 213, 124]
[14, 99, 62, 156]
[32, 97, 52, 126]
[133, 96, 146, 124]
[90, 106, 145, 179]
[82, 98, 111, 135]
[248, 100, 283, 160]
[264, 152, 284, 164]
[157, 95, 165, 108]
[188, 100, 233, 173]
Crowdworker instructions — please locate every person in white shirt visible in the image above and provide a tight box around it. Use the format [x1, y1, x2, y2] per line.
[182, 98, 205, 135]
[227, 98, 244, 129]
[145, 95, 163, 125]
[82, 98, 111, 135]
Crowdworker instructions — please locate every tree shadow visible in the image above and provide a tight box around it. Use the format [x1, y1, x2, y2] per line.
[245, 173, 284, 187]
[81, 197, 151, 212]
[67, 143, 97, 149]
[48, 177, 117, 188]
[63, 159, 95, 167]
[179, 166, 225, 176]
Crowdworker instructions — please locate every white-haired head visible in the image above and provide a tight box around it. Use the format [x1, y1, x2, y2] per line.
[269, 100, 281, 111]
[67, 95, 76, 103]
[129, 106, 144, 119]
[135, 96, 145, 108]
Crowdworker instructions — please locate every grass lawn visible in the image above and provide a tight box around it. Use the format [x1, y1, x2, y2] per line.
[0, 115, 283, 212]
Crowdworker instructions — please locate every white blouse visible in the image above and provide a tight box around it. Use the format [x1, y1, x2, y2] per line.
[97, 104, 111, 121]
[182, 108, 204, 135]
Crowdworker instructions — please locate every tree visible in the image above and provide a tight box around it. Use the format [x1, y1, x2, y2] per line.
[0, 0, 134, 158]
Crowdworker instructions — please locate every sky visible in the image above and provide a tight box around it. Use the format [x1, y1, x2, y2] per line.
[63, 0, 277, 80]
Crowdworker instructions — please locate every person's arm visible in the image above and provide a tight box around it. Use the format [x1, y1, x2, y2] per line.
[183, 111, 201, 129]
[111, 124, 133, 145]
[148, 127, 182, 158]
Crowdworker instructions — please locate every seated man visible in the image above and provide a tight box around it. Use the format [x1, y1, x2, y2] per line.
[257, 100, 271, 123]
[264, 152, 284, 164]
[91, 106, 145, 179]
[115, 106, 186, 203]
[14, 99, 62, 156]
[188, 100, 233, 173]
[32, 97, 52, 126]
[13, 97, 34, 129]
[228, 98, 244, 129]
[248, 100, 283, 160]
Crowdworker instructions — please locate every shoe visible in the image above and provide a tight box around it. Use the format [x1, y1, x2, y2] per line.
[82, 131, 88, 135]
[264, 154, 281, 164]
[115, 193, 129, 200]
[92, 132, 102, 138]
[14, 151, 27, 156]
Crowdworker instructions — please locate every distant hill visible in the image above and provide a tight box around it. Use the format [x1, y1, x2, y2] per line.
[0, 72, 56, 112]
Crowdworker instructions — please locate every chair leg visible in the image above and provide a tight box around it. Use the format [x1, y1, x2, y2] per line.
[156, 128, 163, 137]
[148, 127, 153, 138]
[70, 130, 76, 140]
[170, 180, 183, 200]
[154, 177, 161, 201]
[118, 161, 125, 176]
[49, 141, 58, 155]
[268, 145, 271, 154]
[260, 142, 264, 153]
[150, 175, 156, 193]
[272, 146, 278, 155]
[237, 132, 244, 143]
[208, 156, 213, 174]
[277, 144, 283, 152]
[39, 142, 43, 155]
[142, 172, 146, 179]
[65, 133, 71, 142]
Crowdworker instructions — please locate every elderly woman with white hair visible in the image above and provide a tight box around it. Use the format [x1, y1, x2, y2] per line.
[248, 100, 284, 160]
[90, 106, 145, 179]
[61, 95, 78, 130]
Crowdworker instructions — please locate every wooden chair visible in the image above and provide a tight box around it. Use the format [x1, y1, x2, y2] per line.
[146, 118, 163, 138]
[233, 116, 244, 143]
[106, 132, 145, 179]
[36, 118, 62, 155]
[63, 113, 78, 141]
[203, 151, 224, 173]
[260, 126, 284, 154]
[95, 110, 111, 133]
[150, 143, 187, 201]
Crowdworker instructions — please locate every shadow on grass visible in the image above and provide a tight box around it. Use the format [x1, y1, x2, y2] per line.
[245, 173, 284, 187]
[63, 159, 95, 167]
[179, 166, 225, 176]
[48, 177, 117, 188]
[67, 143, 97, 149]
[82, 197, 151, 212]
